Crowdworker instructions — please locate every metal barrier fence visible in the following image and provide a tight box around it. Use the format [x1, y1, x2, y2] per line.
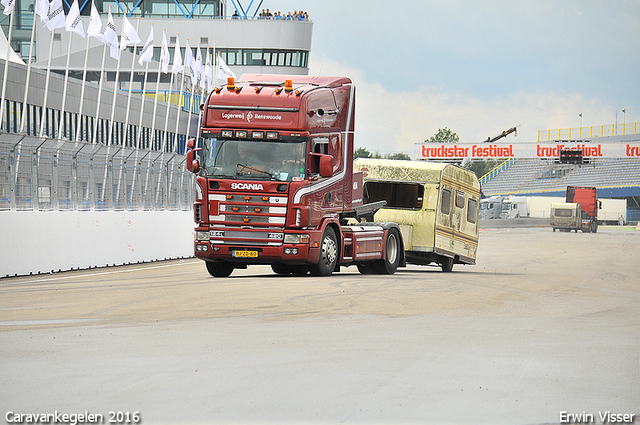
[537, 122, 639, 141]
[0, 135, 194, 212]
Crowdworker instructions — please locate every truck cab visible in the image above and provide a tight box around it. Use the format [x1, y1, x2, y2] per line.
[186, 75, 404, 277]
[479, 196, 503, 219]
[501, 196, 528, 219]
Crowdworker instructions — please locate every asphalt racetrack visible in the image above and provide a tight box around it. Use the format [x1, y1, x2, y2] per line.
[1, 226, 639, 425]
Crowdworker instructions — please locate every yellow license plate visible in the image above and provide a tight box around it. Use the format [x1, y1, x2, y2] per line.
[233, 250, 258, 258]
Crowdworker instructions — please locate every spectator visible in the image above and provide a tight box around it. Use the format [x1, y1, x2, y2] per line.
[232, 10, 239, 19]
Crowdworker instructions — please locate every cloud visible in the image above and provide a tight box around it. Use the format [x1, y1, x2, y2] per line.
[310, 54, 619, 158]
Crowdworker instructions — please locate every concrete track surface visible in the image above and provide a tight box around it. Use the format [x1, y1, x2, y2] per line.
[1, 227, 639, 425]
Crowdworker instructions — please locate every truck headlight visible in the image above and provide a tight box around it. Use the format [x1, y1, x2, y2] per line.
[196, 230, 209, 241]
[284, 234, 309, 244]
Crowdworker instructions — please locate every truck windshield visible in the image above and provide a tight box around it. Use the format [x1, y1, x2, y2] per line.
[199, 138, 307, 182]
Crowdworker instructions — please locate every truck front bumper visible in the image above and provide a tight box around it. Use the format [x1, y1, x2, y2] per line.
[194, 241, 320, 265]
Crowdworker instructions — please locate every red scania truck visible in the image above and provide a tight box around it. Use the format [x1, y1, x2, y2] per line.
[185, 75, 405, 277]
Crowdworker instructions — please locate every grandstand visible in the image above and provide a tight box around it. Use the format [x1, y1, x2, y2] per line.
[479, 133, 640, 222]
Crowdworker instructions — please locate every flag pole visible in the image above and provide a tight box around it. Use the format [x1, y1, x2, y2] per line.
[150, 28, 167, 151]
[92, 42, 108, 144]
[122, 17, 140, 147]
[196, 46, 209, 142]
[212, 41, 217, 88]
[57, 31, 76, 140]
[136, 23, 153, 149]
[107, 12, 125, 146]
[136, 58, 150, 148]
[0, 9, 15, 131]
[89, 2, 108, 144]
[185, 76, 193, 144]
[161, 72, 174, 152]
[38, 30, 57, 137]
[19, 12, 37, 134]
[76, 29, 92, 142]
[162, 32, 180, 152]
[173, 38, 189, 154]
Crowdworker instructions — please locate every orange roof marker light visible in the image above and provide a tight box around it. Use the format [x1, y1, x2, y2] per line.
[227, 77, 242, 93]
[285, 79, 293, 93]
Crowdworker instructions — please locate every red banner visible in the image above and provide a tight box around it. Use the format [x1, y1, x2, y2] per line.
[414, 142, 640, 159]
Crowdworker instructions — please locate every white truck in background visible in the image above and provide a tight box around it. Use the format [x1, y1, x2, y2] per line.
[500, 196, 528, 219]
[598, 198, 627, 224]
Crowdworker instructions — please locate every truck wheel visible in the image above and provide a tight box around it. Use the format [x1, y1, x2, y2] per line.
[440, 256, 454, 272]
[310, 227, 338, 276]
[591, 222, 598, 233]
[206, 261, 234, 277]
[373, 228, 401, 275]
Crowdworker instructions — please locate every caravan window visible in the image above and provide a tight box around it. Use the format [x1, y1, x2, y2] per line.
[363, 181, 424, 210]
[456, 190, 465, 208]
[441, 189, 451, 215]
[467, 199, 478, 223]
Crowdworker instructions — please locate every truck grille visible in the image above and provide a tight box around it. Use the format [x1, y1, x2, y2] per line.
[207, 193, 287, 246]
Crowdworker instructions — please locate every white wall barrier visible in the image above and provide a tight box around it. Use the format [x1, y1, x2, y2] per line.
[1, 210, 194, 277]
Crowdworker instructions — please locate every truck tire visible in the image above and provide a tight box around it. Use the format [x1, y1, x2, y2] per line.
[206, 261, 234, 277]
[310, 226, 338, 276]
[440, 256, 454, 272]
[372, 228, 401, 275]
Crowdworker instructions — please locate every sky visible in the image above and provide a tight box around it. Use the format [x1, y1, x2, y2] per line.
[262, 0, 640, 156]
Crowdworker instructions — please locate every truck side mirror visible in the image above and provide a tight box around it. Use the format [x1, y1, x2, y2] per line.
[186, 150, 199, 173]
[185, 138, 200, 173]
[319, 154, 333, 178]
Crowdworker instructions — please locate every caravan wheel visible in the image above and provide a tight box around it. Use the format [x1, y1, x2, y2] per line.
[440, 256, 454, 272]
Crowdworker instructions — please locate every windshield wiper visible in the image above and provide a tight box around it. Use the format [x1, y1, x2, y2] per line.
[236, 163, 275, 179]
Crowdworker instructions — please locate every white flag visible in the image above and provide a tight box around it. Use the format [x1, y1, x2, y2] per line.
[195, 43, 204, 83]
[65, 0, 85, 37]
[171, 35, 183, 75]
[87, 1, 104, 42]
[185, 39, 196, 81]
[46, 0, 66, 31]
[35, 0, 49, 24]
[217, 55, 236, 80]
[120, 15, 140, 51]
[104, 10, 119, 59]
[160, 29, 170, 73]
[138, 27, 154, 65]
[1, 0, 15, 16]
[204, 58, 212, 92]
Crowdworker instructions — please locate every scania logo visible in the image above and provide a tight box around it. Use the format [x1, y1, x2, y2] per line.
[231, 183, 264, 190]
